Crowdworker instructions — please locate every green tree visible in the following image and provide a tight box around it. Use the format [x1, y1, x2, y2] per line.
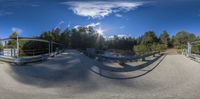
[160, 31, 170, 46]
[61, 29, 71, 48]
[133, 44, 150, 55]
[192, 44, 200, 54]
[0, 40, 3, 50]
[173, 31, 197, 49]
[7, 32, 18, 48]
[106, 35, 136, 50]
[141, 31, 158, 45]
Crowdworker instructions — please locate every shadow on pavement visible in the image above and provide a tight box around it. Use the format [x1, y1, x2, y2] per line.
[8, 50, 96, 89]
[90, 54, 166, 80]
[7, 50, 166, 89]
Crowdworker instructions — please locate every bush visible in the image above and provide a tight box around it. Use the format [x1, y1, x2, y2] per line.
[0, 42, 3, 51]
[155, 44, 167, 52]
[133, 45, 150, 55]
[192, 44, 200, 54]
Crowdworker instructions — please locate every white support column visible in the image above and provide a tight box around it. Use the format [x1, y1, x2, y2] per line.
[49, 41, 51, 56]
[187, 42, 192, 57]
[16, 34, 19, 58]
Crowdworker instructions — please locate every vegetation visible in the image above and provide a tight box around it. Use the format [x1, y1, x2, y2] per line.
[2, 26, 200, 56]
[134, 45, 150, 55]
[192, 44, 200, 54]
[106, 35, 136, 50]
[133, 31, 168, 55]
[159, 31, 170, 47]
[0, 41, 3, 50]
[172, 31, 196, 49]
[6, 32, 17, 48]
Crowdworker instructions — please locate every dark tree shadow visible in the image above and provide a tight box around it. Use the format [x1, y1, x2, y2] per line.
[93, 55, 163, 72]
[7, 50, 166, 92]
[90, 54, 166, 80]
[8, 50, 97, 89]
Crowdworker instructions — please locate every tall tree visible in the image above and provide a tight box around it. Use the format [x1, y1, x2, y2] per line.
[159, 31, 170, 46]
[0, 40, 3, 50]
[141, 31, 158, 45]
[173, 31, 197, 48]
[60, 29, 71, 48]
[7, 32, 18, 48]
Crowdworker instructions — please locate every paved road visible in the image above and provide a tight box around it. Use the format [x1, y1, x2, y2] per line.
[0, 50, 200, 99]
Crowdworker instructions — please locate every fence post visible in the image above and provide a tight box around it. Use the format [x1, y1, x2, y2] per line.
[16, 34, 19, 58]
[187, 42, 192, 57]
[49, 41, 51, 56]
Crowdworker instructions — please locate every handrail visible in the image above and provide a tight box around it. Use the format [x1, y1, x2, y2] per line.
[97, 51, 160, 62]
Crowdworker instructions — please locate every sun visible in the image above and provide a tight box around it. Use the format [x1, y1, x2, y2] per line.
[96, 27, 104, 35]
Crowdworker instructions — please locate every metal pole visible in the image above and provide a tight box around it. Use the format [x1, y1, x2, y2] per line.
[187, 42, 192, 57]
[16, 34, 19, 58]
[49, 41, 51, 56]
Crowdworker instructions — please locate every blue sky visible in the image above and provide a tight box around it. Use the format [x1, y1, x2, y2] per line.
[0, 0, 200, 38]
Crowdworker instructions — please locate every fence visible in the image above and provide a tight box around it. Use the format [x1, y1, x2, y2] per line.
[183, 41, 200, 63]
[97, 51, 160, 62]
[0, 37, 65, 64]
[183, 49, 200, 63]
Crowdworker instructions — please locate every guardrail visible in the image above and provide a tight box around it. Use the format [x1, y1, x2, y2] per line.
[0, 49, 64, 64]
[183, 49, 200, 63]
[188, 54, 200, 63]
[0, 55, 16, 63]
[97, 51, 160, 62]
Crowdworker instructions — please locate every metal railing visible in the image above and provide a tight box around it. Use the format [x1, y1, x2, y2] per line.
[0, 37, 65, 64]
[183, 48, 200, 63]
[97, 51, 160, 62]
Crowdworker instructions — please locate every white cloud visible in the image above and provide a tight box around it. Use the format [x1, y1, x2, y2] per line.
[54, 20, 65, 29]
[74, 22, 100, 28]
[86, 22, 100, 27]
[12, 27, 23, 34]
[74, 25, 81, 29]
[108, 34, 128, 39]
[73, 22, 105, 35]
[115, 14, 123, 17]
[62, 1, 143, 19]
[118, 34, 128, 38]
[85, 23, 104, 34]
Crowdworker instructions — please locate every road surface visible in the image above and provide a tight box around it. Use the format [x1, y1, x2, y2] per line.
[0, 50, 200, 99]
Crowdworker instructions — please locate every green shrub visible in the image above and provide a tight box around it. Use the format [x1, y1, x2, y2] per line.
[133, 45, 150, 55]
[0, 42, 3, 50]
[192, 44, 200, 54]
[155, 44, 167, 52]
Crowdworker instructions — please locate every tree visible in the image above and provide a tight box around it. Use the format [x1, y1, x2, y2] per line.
[173, 31, 197, 49]
[160, 31, 169, 46]
[106, 35, 136, 50]
[40, 28, 62, 43]
[61, 29, 71, 48]
[0, 40, 3, 50]
[141, 31, 158, 45]
[192, 44, 200, 54]
[133, 44, 150, 55]
[7, 32, 18, 48]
